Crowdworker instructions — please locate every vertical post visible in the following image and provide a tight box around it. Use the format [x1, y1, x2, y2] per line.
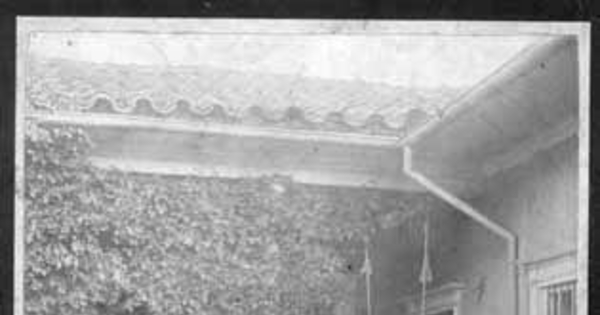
[361, 236, 373, 315]
[420, 279, 427, 315]
[419, 219, 432, 315]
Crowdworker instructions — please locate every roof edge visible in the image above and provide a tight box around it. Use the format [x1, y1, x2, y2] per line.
[401, 35, 576, 147]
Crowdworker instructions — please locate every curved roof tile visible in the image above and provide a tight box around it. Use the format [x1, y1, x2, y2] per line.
[26, 58, 464, 137]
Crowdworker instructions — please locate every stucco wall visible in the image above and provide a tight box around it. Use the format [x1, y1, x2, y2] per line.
[450, 135, 579, 315]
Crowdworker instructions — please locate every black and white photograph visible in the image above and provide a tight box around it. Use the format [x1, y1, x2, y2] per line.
[14, 19, 590, 315]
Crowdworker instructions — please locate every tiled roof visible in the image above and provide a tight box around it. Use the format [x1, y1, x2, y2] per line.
[27, 58, 464, 137]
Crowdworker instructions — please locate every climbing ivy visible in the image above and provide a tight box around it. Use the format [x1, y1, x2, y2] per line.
[24, 122, 432, 315]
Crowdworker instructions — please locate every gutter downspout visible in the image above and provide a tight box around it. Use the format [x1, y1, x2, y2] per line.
[398, 36, 575, 315]
[403, 147, 519, 315]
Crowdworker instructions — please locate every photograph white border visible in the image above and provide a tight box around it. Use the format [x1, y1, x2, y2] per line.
[15, 18, 590, 315]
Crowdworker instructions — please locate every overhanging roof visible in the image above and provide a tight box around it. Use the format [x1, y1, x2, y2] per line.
[408, 36, 579, 196]
[24, 36, 576, 193]
[27, 57, 461, 138]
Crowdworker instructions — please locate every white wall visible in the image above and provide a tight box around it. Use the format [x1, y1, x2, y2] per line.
[450, 135, 579, 315]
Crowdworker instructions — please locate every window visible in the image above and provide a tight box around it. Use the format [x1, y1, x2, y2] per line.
[541, 280, 576, 315]
[524, 252, 577, 315]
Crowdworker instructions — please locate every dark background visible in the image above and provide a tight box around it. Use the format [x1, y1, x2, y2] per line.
[0, 1, 596, 315]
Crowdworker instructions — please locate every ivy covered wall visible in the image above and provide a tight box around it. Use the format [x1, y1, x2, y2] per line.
[24, 123, 439, 315]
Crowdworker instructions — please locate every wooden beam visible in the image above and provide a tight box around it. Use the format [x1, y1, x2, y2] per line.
[27, 111, 403, 148]
[88, 157, 424, 191]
